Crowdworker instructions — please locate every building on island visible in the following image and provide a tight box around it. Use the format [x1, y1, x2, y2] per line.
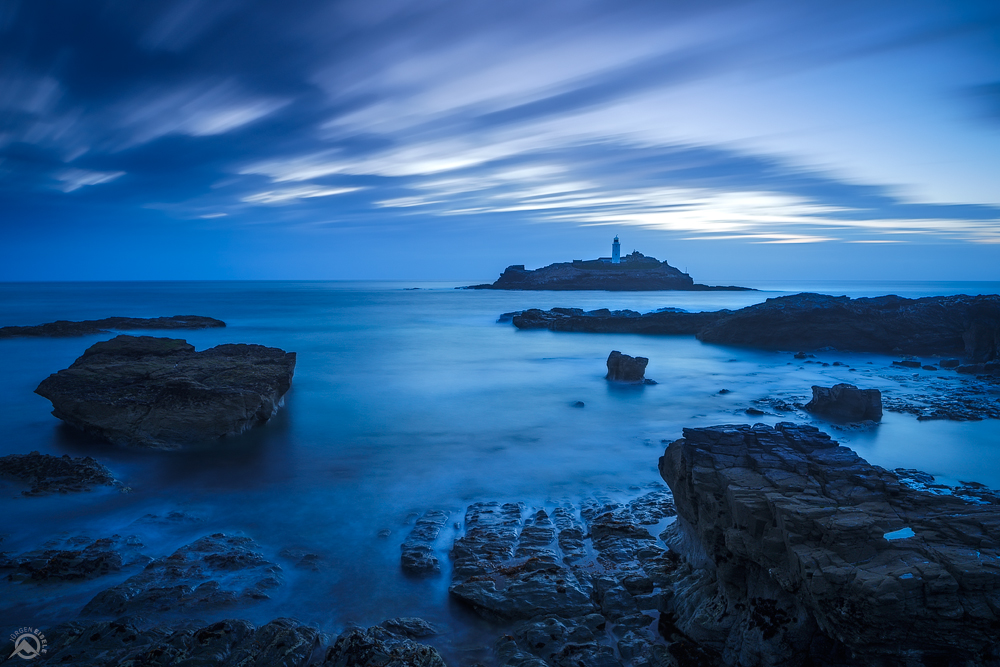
[612, 236, 621, 264]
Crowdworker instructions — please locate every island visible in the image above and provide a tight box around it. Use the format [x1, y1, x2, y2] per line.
[464, 236, 752, 291]
[0, 315, 225, 338]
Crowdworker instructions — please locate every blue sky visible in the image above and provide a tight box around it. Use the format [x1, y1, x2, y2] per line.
[1, 0, 998, 281]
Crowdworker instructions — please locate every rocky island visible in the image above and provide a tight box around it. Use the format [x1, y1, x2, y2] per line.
[512, 292, 1000, 362]
[34, 335, 296, 449]
[0, 315, 225, 338]
[466, 236, 751, 291]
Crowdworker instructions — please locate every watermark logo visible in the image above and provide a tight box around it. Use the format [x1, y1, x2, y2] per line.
[8, 628, 47, 661]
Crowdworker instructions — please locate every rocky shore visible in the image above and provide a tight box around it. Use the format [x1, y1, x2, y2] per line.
[0, 315, 225, 338]
[465, 252, 752, 291]
[34, 335, 296, 448]
[512, 293, 1000, 362]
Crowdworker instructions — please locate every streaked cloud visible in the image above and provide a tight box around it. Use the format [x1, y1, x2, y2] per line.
[54, 168, 124, 192]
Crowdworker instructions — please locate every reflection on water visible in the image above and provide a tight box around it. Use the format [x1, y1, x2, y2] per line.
[1, 280, 999, 645]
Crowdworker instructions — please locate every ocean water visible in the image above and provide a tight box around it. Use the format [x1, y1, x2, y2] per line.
[1, 280, 999, 653]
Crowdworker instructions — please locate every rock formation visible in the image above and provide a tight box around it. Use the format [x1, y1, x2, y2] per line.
[401, 510, 450, 575]
[804, 383, 882, 422]
[511, 293, 1000, 362]
[658, 422, 1000, 666]
[465, 252, 752, 291]
[34, 335, 296, 449]
[0, 315, 225, 338]
[606, 350, 651, 383]
[0, 452, 124, 495]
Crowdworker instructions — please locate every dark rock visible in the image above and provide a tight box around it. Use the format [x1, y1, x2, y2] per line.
[658, 422, 1000, 666]
[35, 335, 296, 448]
[606, 351, 649, 383]
[745, 407, 765, 416]
[323, 625, 445, 667]
[804, 383, 882, 422]
[571, 401, 585, 408]
[922, 365, 938, 371]
[0, 452, 124, 495]
[498, 311, 522, 323]
[718, 389, 731, 394]
[37, 617, 321, 667]
[892, 359, 922, 368]
[401, 510, 449, 575]
[380, 617, 439, 638]
[0, 315, 225, 339]
[940, 358, 961, 368]
[81, 533, 281, 617]
[513, 308, 726, 334]
[465, 252, 752, 291]
[0, 535, 146, 582]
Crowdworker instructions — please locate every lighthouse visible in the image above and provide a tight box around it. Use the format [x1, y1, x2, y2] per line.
[612, 236, 621, 264]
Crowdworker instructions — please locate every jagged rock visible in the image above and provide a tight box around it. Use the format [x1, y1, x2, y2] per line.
[35, 335, 296, 448]
[33, 617, 321, 667]
[81, 533, 281, 617]
[322, 625, 446, 667]
[804, 384, 882, 422]
[0, 535, 146, 582]
[658, 422, 1000, 666]
[0, 314, 225, 339]
[401, 510, 449, 575]
[0, 452, 124, 495]
[513, 308, 726, 334]
[379, 617, 439, 638]
[606, 351, 650, 383]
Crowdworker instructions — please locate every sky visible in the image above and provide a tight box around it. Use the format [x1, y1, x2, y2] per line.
[1, 0, 998, 282]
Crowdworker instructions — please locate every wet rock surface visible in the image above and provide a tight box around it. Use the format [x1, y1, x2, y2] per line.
[401, 510, 450, 574]
[81, 533, 282, 617]
[512, 293, 1000, 361]
[803, 383, 882, 422]
[659, 422, 1000, 666]
[0, 534, 147, 582]
[0, 452, 124, 495]
[35, 334, 296, 448]
[606, 351, 651, 383]
[0, 315, 225, 339]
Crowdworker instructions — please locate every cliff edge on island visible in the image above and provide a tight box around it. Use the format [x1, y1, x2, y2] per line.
[465, 248, 752, 292]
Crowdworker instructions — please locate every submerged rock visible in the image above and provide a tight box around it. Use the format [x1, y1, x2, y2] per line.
[35, 335, 296, 448]
[81, 533, 281, 617]
[0, 535, 147, 582]
[658, 422, 1000, 666]
[401, 510, 450, 575]
[0, 314, 225, 339]
[606, 351, 651, 383]
[0, 452, 124, 495]
[324, 625, 446, 667]
[804, 383, 882, 422]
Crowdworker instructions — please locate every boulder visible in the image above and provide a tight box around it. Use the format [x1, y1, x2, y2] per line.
[35, 335, 295, 449]
[658, 423, 1000, 666]
[0, 452, 124, 495]
[606, 351, 649, 383]
[804, 383, 882, 421]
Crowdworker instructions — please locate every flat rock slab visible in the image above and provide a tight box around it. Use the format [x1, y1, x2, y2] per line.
[659, 422, 1000, 666]
[0, 315, 225, 338]
[0, 452, 123, 495]
[35, 335, 296, 449]
[0, 534, 148, 582]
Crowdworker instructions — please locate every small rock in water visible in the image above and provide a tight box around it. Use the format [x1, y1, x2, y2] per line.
[745, 407, 765, 416]
[940, 358, 961, 368]
[0, 452, 124, 495]
[400, 510, 449, 575]
[805, 383, 882, 422]
[922, 365, 938, 371]
[570, 401, 585, 408]
[893, 358, 922, 368]
[718, 389, 731, 394]
[605, 350, 650, 383]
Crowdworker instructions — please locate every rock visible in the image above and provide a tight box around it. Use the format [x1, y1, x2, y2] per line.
[658, 422, 1000, 666]
[81, 533, 281, 617]
[37, 617, 321, 667]
[380, 617, 439, 638]
[463, 252, 752, 291]
[401, 510, 449, 575]
[0, 315, 225, 339]
[0, 535, 147, 582]
[0, 452, 124, 495]
[513, 293, 1000, 361]
[892, 359, 922, 368]
[718, 389, 731, 394]
[745, 407, 765, 416]
[606, 351, 649, 383]
[35, 335, 296, 448]
[940, 358, 961, 368]
[322, 625, 446, 667]
[804, 383, 882, 422]
[571, 401, 586, 408]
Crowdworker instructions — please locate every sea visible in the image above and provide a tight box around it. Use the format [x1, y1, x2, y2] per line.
[1, 280, 998, 655]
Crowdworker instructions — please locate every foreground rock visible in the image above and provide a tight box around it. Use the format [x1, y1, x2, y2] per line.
[804, 383, 882, 422]
[0, 315, 225, 339]
[401, 510, 450, 575]
[0, 452, 124, 495]
[607, 351, 652, 383]
[513, 293, 1000, 361]
[465, 251, 751, 291]
[81, 533, 281, 617]
[35, 335, 296, 448]
[0, 534, 147, 582]
[659, 422, 1000, 666]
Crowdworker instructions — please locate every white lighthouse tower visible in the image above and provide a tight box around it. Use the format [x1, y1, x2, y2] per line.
[611, 235, 621, 264]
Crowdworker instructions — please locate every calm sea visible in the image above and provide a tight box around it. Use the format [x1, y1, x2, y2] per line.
[1, 280, 998, 650]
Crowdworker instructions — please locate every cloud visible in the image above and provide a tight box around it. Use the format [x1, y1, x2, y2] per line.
[242, 185, 362, 205]
[54, 168, 125, 192]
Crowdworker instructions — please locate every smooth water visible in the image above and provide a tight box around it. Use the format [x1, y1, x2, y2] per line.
[1, 280, 999, 650]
